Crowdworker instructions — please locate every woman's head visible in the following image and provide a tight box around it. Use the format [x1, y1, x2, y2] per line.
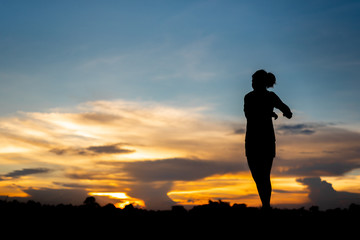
[252, 69, 276, 91]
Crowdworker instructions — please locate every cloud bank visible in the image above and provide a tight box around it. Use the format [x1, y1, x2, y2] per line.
[297, 177, 360, 209]
[120, 158, 244, 182]
[0, 99, 359, 209]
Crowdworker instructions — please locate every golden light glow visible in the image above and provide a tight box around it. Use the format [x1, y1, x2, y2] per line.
[89, 192, 145, 208]
[90, 192, 128, 199]
[0, 146, 31, 153]
[322, 175, 360, 193]
[168, 174, 309, 207]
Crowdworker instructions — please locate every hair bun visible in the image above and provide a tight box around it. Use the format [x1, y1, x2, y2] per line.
[266, 72, 276, 88]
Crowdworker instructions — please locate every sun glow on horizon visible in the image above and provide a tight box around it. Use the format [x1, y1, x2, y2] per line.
[89, 192, 145, 208]
[168, 174, 309, 208]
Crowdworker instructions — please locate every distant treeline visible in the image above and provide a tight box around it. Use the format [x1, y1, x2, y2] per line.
[1, 197, 359, 235]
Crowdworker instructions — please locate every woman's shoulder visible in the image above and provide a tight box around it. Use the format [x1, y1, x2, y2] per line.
[267, 91, 279, 98]
[266, 91, 282, 104]
[245, 90, 279, 100]
[244, 92, 251, 101]
[245, 91, 255, 98]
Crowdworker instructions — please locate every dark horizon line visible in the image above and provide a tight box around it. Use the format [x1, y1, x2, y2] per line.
[1, 197, 359, 213]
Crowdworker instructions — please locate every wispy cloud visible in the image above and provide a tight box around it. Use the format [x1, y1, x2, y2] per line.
[50, 143, 135, 156]
[0, 168, 50, 181]
[276, 123, 319, 135]
[78, 35, 220, 84]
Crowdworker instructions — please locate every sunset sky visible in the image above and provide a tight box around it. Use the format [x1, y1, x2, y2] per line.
[1, 0, 360, 210]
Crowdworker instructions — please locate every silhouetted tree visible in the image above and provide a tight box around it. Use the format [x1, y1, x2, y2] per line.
[83, 196, 100, 208]
[310, 205, 319, 213]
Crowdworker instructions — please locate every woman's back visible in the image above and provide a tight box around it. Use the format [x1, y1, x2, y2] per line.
[244, 90, 278, 142]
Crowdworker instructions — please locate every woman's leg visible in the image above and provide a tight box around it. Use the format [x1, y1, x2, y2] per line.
[247, 156, 274, 208]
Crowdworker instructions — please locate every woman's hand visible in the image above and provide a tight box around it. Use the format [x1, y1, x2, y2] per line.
[283, 111, 293, 119]
[272, 112, 278, 120]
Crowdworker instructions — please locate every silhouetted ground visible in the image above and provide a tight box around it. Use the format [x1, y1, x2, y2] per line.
[1, 198, 359, 236]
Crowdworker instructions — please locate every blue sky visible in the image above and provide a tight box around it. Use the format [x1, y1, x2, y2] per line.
[1, 0, 360, 123]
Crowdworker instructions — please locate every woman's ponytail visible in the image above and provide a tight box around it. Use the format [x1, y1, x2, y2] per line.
[266, 72, 276, 88]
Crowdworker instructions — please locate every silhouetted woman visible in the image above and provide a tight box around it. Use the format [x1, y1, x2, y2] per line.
[244, 69, 292, 209]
